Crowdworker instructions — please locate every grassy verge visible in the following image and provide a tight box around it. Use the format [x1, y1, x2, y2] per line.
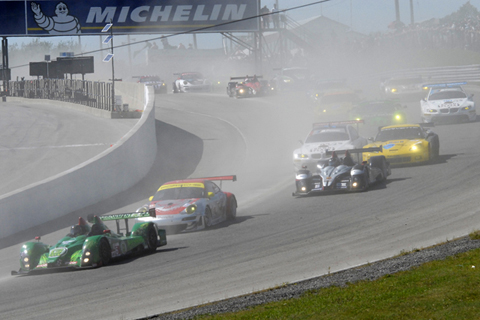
[195, 235, 480, 319]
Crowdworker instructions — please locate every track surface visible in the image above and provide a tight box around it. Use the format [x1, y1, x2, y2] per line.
[1, 89, 480, 320]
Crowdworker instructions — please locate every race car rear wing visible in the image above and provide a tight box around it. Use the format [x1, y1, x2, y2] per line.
[325, 146, 383, 156]
[190, 175, 237, 188]
[312, 120, 364, 127]
[191, 175, 237, 182]
[423, 82, 467, 88]
[87, 211, 156, 236]
[230, 75, 263, 80]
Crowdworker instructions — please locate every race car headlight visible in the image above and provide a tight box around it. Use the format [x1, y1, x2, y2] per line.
[410, 145, 420, 151]
[394, 114, 402, 121]
[162, 83, 166, 86]
[462, 106, 471, 110]
[294, 154, 308, 159]
[355, 117, 362, 121]
[239, 88, 245, 94]
[427, 109, 438, 113]
[186, 204, 197, 214]
[390, 88, 397, 93]
[423, 86, 429, 90]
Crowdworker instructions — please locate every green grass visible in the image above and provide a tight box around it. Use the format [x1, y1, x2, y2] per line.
[193, 237, 480, 319]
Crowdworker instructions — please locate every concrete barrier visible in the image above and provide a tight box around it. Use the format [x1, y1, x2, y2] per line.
[0, 85, 156, 240]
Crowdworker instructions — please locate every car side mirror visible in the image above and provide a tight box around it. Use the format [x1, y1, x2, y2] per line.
[368, 137, 374, 141]
[207, 192, 214, 198]
[421, 98, 426, 102]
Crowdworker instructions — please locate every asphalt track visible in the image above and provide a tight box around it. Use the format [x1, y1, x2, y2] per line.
[1, 89, 480, 320]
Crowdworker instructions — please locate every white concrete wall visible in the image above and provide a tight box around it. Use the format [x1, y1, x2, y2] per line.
[0, 85, 156, 239]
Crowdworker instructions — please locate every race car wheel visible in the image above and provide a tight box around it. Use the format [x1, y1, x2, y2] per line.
[172, 82, 179, 93]
[146, 224, 157, 253]
[227, 198, 237, 221]
[362, 172, 369, 191]
[204, 207, 213, 228]
[369, 156, 387, 182]
[99, 238, 111, 267]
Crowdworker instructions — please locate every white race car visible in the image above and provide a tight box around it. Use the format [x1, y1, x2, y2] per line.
[381, 76, 427, 96]
[172, 72, 212, 93]
[420, 82, 476, 123]
[293, 120, 368, 172]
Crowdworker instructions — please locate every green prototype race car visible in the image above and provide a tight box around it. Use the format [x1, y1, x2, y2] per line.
[12, 211, 167, 275]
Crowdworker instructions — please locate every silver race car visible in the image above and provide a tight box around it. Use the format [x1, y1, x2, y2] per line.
[293, 120, 368, 172]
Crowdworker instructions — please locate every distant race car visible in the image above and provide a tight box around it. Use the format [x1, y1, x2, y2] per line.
[136, 176, 237, 234]
[172, 72, 212, 93]
[362, 123, 440, 165]
[314, 90, 361, 119]
[349, 100, 407, 126]
[12, 212, 167, 275]
[307, 79, 348, 103]
[381, 76, 427, 96]
[420, 82, 476, 123]
[293, 149, 390, 196]
[227, 75, 274, 98]
[293, 120, 368, 172]
[270, 67, 313, 92]
[135, 75, 167, 94]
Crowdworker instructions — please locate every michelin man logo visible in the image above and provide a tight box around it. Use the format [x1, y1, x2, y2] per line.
[31, 2, 81, 34]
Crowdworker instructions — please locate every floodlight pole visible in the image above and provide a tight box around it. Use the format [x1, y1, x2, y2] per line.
[110, 21, 115, 111]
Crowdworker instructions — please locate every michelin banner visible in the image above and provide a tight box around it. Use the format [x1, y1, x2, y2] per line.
[0, 0, 260, 36]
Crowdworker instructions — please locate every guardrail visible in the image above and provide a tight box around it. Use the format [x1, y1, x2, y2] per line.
[8, 79, 115, 111]
[361, 64, 480, 83]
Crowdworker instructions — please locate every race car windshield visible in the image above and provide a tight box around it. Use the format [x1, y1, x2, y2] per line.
[375, 127, 423, 141]
[305, 131, 350, 143]
[428, 91, 466, 100]
[152, 187, 205, 200]
[69, 225, 89, 237]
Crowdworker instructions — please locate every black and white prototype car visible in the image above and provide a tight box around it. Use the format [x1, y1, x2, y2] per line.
[293, 120, 368, 172]
[293, 148, 390, 196]
[420, 82, 476, 123]
[172, 72, 212, 93]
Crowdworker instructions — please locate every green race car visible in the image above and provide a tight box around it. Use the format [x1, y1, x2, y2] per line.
[12, 211, 167, 275]
[349, 100, 407, 126]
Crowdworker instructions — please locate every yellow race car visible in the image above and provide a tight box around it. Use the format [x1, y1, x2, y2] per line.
[362, 124, 440, 165]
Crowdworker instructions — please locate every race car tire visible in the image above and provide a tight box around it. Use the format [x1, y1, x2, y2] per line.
[369, 156, 387, 181]
[172, 82, 179, 93]
[99, 238, 111, 267]
[204, 207, 213, 228]
[146, 224, 157, 253]
[362, 172, 369, 191]
[226, 198, 237, 221]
